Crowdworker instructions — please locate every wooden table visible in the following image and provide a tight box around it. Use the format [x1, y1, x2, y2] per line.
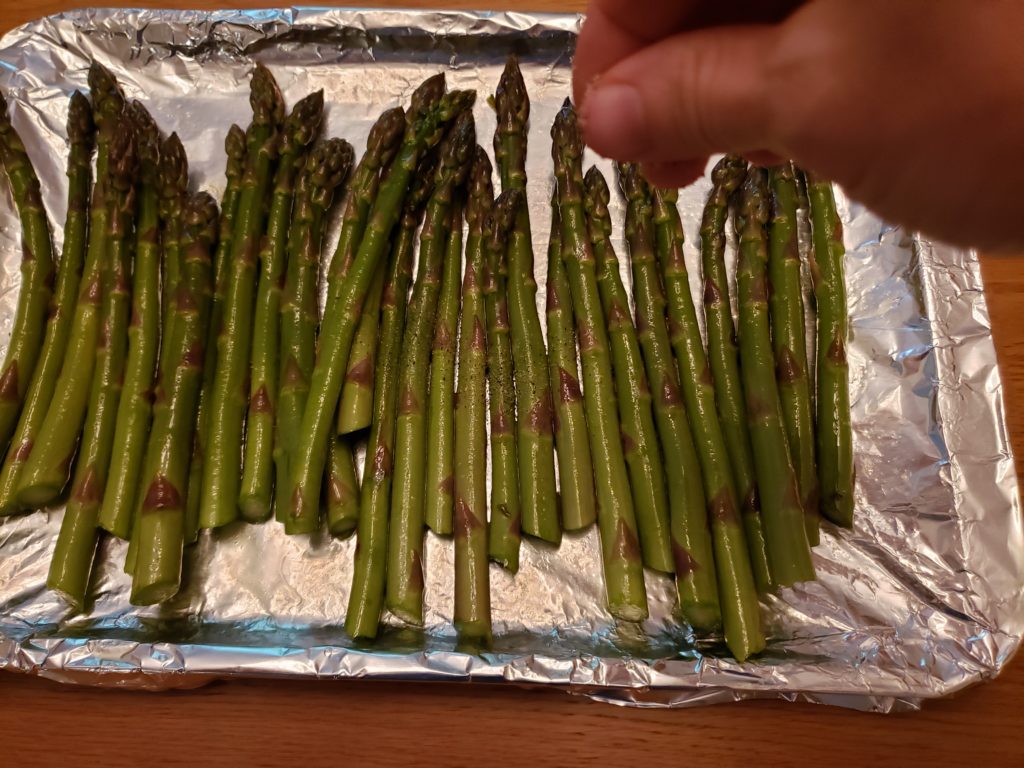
[1, 3, 1021, 766]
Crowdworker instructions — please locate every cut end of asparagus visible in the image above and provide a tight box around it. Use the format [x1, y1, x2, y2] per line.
[466, 145, 494, 227]
[551, 98, 583, 162]
[250, 62, 286, 129]
[282, 89, 326, 155]
[495, 54, 529, 131]
[67, 90, 95, 146]
[582, 166, 612, 237]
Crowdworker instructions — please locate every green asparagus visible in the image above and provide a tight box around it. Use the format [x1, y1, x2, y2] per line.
[698, 155, 775, 593]
[552, 102, 647, 622]
[387, 108, 475, 624]
[806, 171, 855, 528]
[736, 168, 815, 587]
[200, 63, 284, 529]
[545, 189, 595, 532]
[651, 184, 764, 658]
[768, 163, 819, 544]
[618, 162, 721, 630]
[493, 56, 559, 544]
[585, 166, 672, 574]
[0, 91, 93, 515]
[132, 193, 217, 604]
[239, 90, 325, 522]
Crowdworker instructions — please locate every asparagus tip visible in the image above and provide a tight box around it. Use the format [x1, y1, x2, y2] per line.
[466, 144, 494, 225]
[435, 109, 476, 186]
[183, 190, 220, 244]
[67, 90, 95, 145]
[128, 101, 161, 181]
[551, 99, 582, 159]
[740, 166, 770, 230]
[159, 132, 189, 197]
[250, 62, 285, 128]
[495, 53, 529, 129]
[283, 89, 326, 152]
[712, 154, 748, 195]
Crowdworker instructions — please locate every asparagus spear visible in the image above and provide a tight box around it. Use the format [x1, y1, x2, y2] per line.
[768, 163, 819, 544]
[97, 102, 162, 540]
[387, 109, 475, 624]
[584, 166, 673, 574]
[239, 90, 325, 522]
[345, 160, 433, 639]
[132, 193, 217, 605]
[618, 163, 721, 630]
[286, 76, 475, 538]
[274, 138, 355, 530]
[186, 124, 248, 542]
[46, 122, 136, 606]
[698, 155, 775, 594]
[651, 185, 764, 658]
[0, 92, 93, 515]
[326, 435, 359, 537]
[482, 168, 522, 572]
[453, 185, 498, 647]
[157, 133, 189, 384]
[806, 171, 855, 528]
[16, 67, 125, 508]
[551, 102, 647, 622]
[545, 189, 595, 532]
[0, 92, 57, 452]
[736, 168, 815, 587]
[200, 63, 285, 530]
[423, 197, 464, 535]
[493, 57, 560, 544]
[329, 109, 407, 442]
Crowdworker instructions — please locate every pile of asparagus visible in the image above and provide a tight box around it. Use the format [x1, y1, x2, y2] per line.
[0, 57, 853, 660]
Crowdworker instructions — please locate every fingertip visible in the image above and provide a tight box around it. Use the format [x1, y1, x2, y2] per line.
[640, 158, 709, 190]
[578, 80, 650, 161]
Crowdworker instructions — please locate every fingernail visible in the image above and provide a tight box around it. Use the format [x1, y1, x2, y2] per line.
[579, 82, 647, 159]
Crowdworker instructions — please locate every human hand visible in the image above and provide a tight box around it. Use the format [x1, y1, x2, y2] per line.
[574, 0, 1024, 252]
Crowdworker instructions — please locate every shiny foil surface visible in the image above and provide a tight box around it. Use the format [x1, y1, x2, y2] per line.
[0, 8, 1021, 711]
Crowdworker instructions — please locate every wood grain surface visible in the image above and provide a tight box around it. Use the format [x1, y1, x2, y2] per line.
[1, 3, 1021, 767]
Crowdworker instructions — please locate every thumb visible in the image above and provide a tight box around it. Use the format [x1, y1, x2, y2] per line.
[578, 24, 783, 164]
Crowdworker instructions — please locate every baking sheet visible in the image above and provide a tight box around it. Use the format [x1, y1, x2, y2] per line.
[0, 7, 1021, 711]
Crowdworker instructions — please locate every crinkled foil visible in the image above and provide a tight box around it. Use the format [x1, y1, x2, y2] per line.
[0, 8, 1021, 711]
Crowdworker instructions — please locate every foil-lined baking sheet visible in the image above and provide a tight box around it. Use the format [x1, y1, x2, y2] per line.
[0, 7, 1021, 711]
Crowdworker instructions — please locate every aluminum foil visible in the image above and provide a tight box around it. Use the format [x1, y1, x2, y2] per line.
[0, 7, 1022, 711]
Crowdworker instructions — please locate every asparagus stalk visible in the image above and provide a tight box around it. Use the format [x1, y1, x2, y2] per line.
[239, 90, 325, 522]
[768, 163, 820, 544]
[736, 168, 815, 587]
[806, 171, 855, 528]
[286, 76, 475, 537]
[618, 162, 721, 630]
[157, 133, 189, 383]
[453, 172, 495, 646]
[0, 92, 57, 451]
[328, 109, 408, 443]
[273, 140, 354, 531]
[387, 109, 475, 624]
[698, 155, 775, 593]
[326, 434, 359, 537]
[493, 57, 560, 544]
[200, 63, 285, 529]
[16, 67, 125, 508]
[46, 122, 136, 606]
[132, 193, 217, 605]
[0, 92, 93, 515]
[97, 102, 162, 540]
[551, 102, 647, 621]
[651, 185, 764, 658]
[186, 124, 248, 542]
[482, 167, 522, 572]
[545, 189, 595, 532]
[423, 197, 464, 535]
[345, 160, 433, 639]
[584, 167, 673, 574]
